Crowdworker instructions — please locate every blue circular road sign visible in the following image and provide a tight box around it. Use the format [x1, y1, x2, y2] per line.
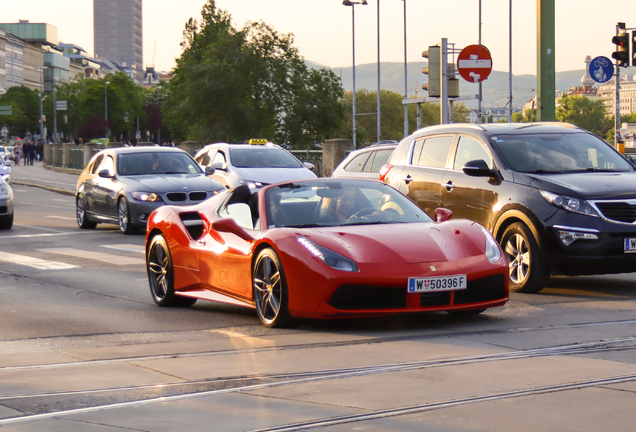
[589, 56, 614, 84]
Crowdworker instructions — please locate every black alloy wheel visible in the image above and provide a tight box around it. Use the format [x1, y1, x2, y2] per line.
[76, 196, 97, 229]
[253, 248, 293, 328]
[146, 234, 197, 307]
[501, 222, 549, 293]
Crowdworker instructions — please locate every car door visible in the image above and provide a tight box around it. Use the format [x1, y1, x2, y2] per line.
[195, 198, 255, 300]
[80, 154, 103, 216]
[440, 135, 498, 230]
[91, 154, 120, 218]
[398, 135, 455, 218]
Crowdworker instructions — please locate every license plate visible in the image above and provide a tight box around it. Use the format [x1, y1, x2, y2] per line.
[625, 238, 636, 253]
[408, 274, 467, 292]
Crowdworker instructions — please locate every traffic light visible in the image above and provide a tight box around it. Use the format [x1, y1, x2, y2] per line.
[447, 63, 459, 99]
[632, 30, 636, 67]
[612, 32, 630, 68]
[422, 46, 440, 97]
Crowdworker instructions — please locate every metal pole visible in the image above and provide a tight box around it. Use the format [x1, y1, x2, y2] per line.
[376, 0, 381, 143]
[615, 24, 622, 145]
[440, 38, 448, 124]
[478, 0, 482, 124]
[39, 91, 44, 139]
[509, 0, 513, 122]
[352, 4, 357, 150]
[402, 0, 408, 137]
[52, 79, 57, 143]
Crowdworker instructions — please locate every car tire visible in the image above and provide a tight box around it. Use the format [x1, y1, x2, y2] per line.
[118, 197, 136, 234]
[147, 234, 197, 307]
[253, 248, 293, 328]
[76, 196, 97, 229]
[501, 222, 549, 293]
[0, 214, 12, 230]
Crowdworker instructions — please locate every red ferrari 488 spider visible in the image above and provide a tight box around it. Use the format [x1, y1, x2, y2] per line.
[145, 179, 509, 327]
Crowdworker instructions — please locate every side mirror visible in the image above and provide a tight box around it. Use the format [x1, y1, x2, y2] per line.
[98, 169, 114, 179]
[434, 207, 453, 223]
[463, 159, 499, 179]
[303, 161, 315, 170]
[205, 166, 216, 175]
[212, 218, 254, 242]
[212, 162, 225, 171]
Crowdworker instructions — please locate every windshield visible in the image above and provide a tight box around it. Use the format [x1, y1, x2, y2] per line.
[492, 133, 633, 173]
[117, 152, 203, 175]
[230, 148, 303, 168]
[265, 180, 432, 228]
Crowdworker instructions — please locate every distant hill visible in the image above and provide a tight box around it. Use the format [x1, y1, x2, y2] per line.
[306, 60, 636, 110]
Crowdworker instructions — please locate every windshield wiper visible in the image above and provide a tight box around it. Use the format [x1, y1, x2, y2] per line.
[280, 223, 323, 228]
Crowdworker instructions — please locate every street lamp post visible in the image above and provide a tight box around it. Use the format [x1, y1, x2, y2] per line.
[400, 0, 408, 137]
[52, 77, 58, 143]
[342, 0, 368, 150]
[104, 80, 110, 138]
[376, 0, 381, 144]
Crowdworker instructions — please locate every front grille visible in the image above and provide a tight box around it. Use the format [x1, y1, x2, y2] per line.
[328, 274, 506, 311]
[166, 192, 187, 202]
[189, 191, 208, 201]
[453, 274, 506, 305]
[328, 285, 406, 310]
[594, 201, 636, 223]
[420, 292, 451, 307]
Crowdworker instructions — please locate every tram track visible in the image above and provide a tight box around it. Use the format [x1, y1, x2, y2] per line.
[2, 317, 636, 373]
[1, 334, 635, 424]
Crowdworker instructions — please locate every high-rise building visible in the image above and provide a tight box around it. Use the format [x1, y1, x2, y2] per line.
[93, 0, 143, 82]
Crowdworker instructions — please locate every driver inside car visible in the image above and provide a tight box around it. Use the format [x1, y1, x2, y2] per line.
[319, 188, 355, 223]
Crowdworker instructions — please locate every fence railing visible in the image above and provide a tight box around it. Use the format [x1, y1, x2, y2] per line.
[290, 150, 324, 177]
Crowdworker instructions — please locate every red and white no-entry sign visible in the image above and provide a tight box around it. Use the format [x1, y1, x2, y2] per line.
[457, 44, 493, 83]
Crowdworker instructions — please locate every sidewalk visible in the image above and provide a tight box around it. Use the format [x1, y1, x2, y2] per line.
[9, 162, 77, 196]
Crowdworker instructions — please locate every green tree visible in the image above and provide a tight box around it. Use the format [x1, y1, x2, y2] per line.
[164, 0, 344, 147]
[0, 86, 39, 137]
[556, 94, 611, 137]
[513, 108, 538, 123]
[56, 73, 145, 142]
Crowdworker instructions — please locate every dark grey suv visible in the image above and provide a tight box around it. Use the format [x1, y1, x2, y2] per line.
[381, 122, 636, 293]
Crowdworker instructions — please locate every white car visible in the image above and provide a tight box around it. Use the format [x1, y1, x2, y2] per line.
[0, 175, 13, 229]
[0, 146, 14, 162]
[0, 155, 10, 184]
[194, 140, 317, 188]
[331, 143, 396, 180]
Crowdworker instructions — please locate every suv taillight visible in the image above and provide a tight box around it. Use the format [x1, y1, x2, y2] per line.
[379, 164, 393, 182]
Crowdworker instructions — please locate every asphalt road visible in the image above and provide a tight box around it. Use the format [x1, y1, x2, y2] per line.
[1, 168, 636, 431]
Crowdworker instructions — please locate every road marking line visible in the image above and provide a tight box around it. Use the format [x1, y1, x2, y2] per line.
[21, 202, 74, 210]
[0, 232, 81, 239]
[46, 216, 76, 221]
[0, 252, 79, 270]
[100, 244, 145, 254]
[37, 248, 145, 266]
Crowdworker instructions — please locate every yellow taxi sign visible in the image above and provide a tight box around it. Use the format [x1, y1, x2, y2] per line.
[248, 139, 269, 145]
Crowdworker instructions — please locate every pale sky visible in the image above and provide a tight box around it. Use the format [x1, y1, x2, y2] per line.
[4, 0, 630, 79]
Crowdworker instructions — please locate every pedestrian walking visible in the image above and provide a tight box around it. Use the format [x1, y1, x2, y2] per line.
[14, 141, 22, 166]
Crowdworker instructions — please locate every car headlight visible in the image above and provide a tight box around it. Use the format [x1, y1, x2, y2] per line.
[297, 237, 359, 272]
[0, 184, 10, 198]
[479, 225, 502, 264]
[131, 192, 161, 202]
[239, 179, 262, 188]
[540, 190, 599, 217]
